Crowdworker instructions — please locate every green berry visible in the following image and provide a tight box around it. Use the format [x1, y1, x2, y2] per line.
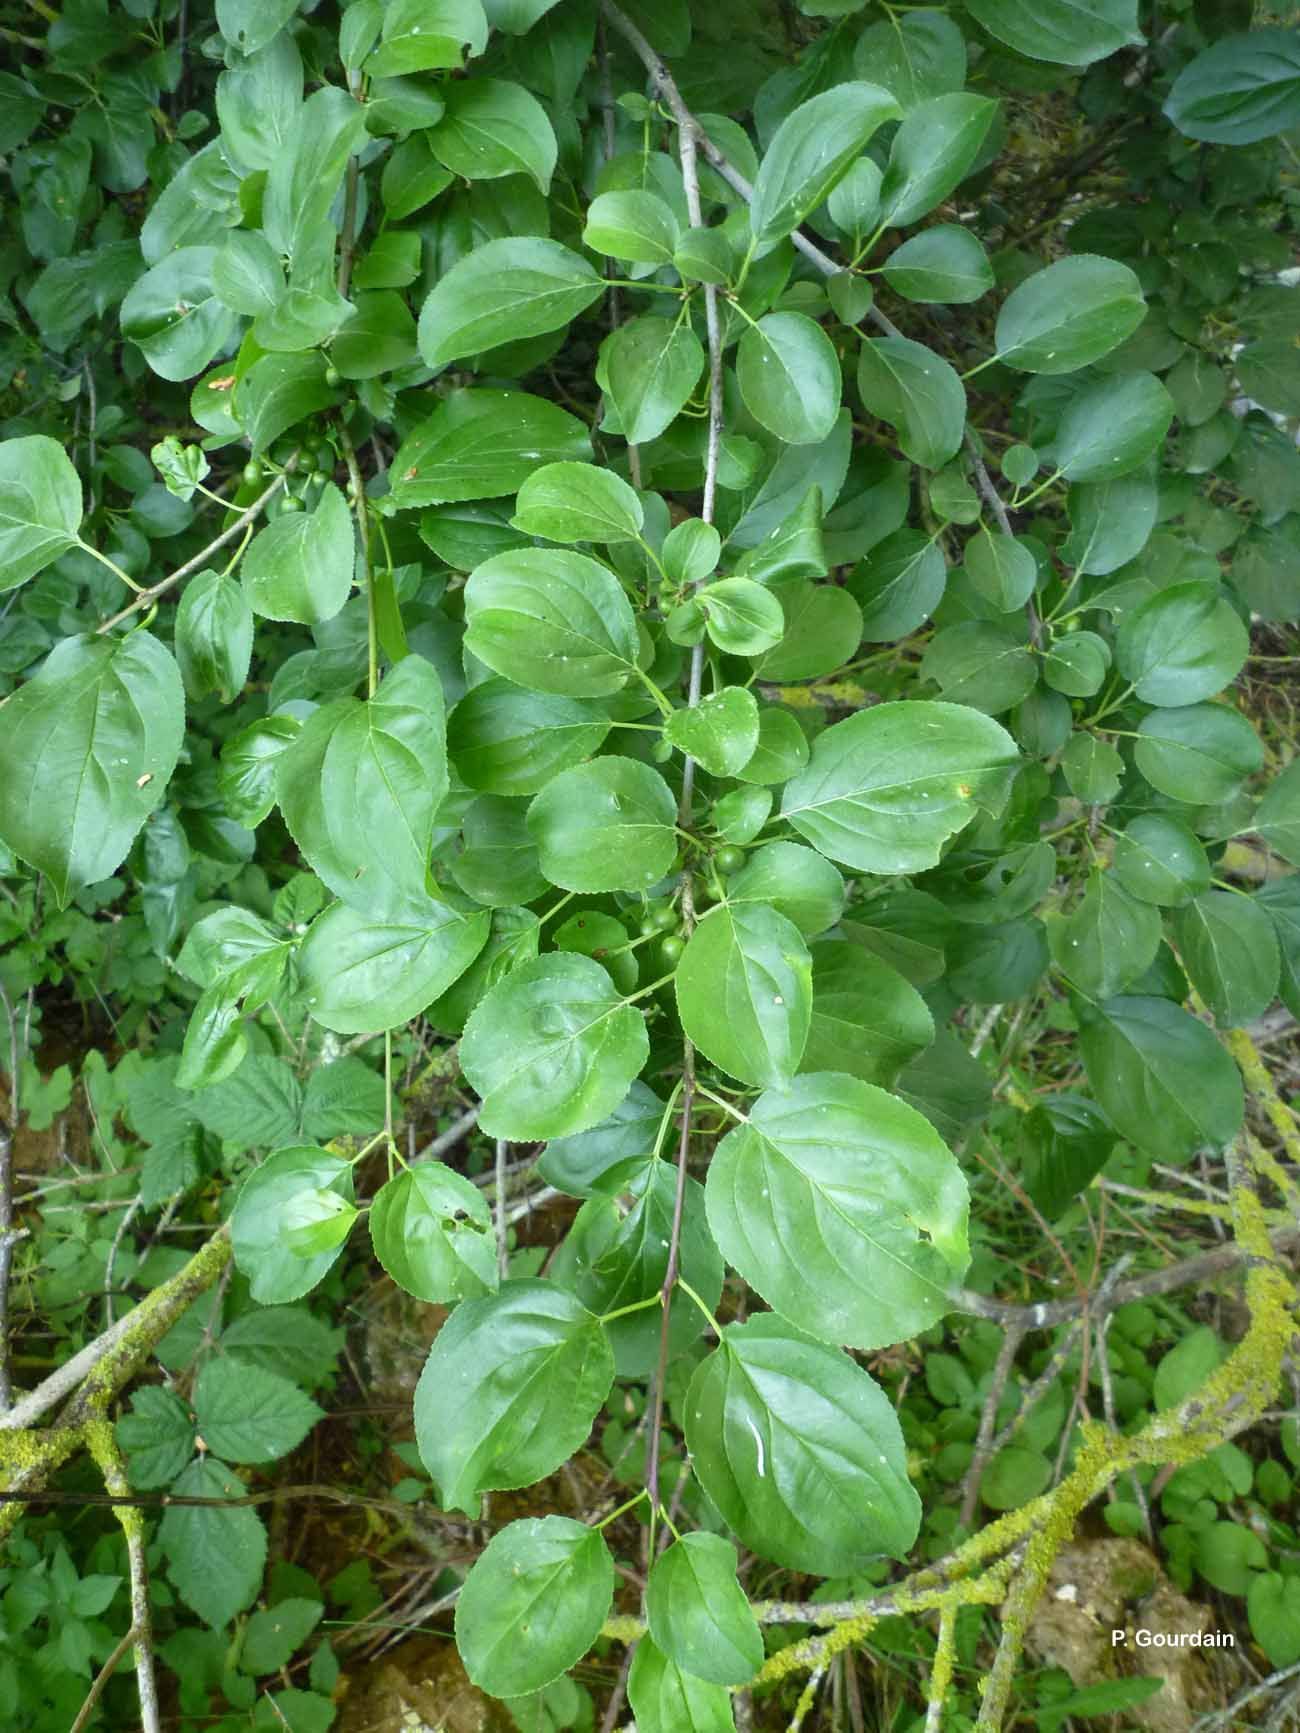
[715, 845, 744, 874]
[241, 459, 261, 486]
[652, 904, 678, 932]
[279, 492, 304, 513]
[659, 934, 684, 965]
[324, 365, 341, 388]
[639, 916, 659, 939]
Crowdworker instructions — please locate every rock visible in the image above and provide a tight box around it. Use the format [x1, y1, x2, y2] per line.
[336, 1637, 514, 1733]
[1026, 1538, 1228, 1733]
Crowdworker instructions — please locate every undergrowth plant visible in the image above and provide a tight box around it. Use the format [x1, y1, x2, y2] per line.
[1, 0, 1299, 1728]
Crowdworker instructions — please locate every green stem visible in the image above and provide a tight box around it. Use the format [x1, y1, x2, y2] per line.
[77, 540, 146, 594]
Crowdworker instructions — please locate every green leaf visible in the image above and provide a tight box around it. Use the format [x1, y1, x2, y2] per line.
[369, 1162, 498, 1303]
[697, 578, 787, 657]
[1077, 996, 1243, 1162]
[120, 247, 239, 382]
[464, 547, 640, 697]
[447, 678, 610, 797]
[461, 953, 648, 1139]
[965, 529, 1038, 612]
[1134, 704, 1262, 804]
[1018, 1094, 1116, 1219]
[627, 1639, 737, 1732]
[538, 1080, 667, 1197]
[418, 238, 604, 368]
[749, 82, 900, 250]
[706, 1072, 967, 1347]
[482, 0, 563, 28]
[1048, 870, 1161, 999]
[857, 337, 965, 470]
[853, 10, 967, 108]
[220, 717, 300, 828]
[599, 314, 705, 445]
[645, 1534, 761, 1687]
[1054, 372, 1176, 482]
[415, 1281, 614, 1511]
[0, 632, 184, 908]
[994, 256, 1146, 374]
[174, 571, 253, 703]
[1043, 631, 1110, 698]
[737, 312, 841, 446]
[850, 529, 947, 641]
[116, 1387, 197, 1490]
[727, 842, 843, 938]
[1112, 815, 1211, 907]
[1153, 1323, 1223, 1410]
[736, 708, 811, 786]
[1116, 583, 1249, 707]
[231, 1146, 356, 1302]
[1255, 755, 1300, 865]
[192, 1358, 322, 1464]
[964, 0, 1140, 66]
[664, 688, 761, 777]
[239, 1600, 324, 1676]
[512, 462, 644, 544]
[583, 189, 680, 265]
[527, 757, 678, 892]
[160, 1458, 267, 1629]
[981, 1446, 1052, 1511]
[263, 86, 367, 272]
[1165, 27, 1300, 145]
[297, 897, 491, 1034]
[684, 1315, 920, 1573]
[275, 656, 447, 919]
[781, 700, 1019, 874]
[675, 904, 812, 1088]
[1248, 1573, 1300, 1669]
[0, 435, 83, 590]
[366, 0, 488, 75]
[801, 941, 934, 1084]
[1172, 891, 1280, 1027]
[431, 78, 556, 191]
[878, 94, 997, 228]
[216, 0, 298, 53]
[242, 484, 354, 625]
[234, 354, 340, 458]
[455, 1516, 613, 1697]
[881, 226, 994, 304]
[390, 389, 592, 508]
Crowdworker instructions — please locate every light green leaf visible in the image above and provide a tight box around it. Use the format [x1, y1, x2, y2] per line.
[242, 484, 354, 625]
[599, 314, 705, 445]
[706, 1072, 967, 1347]
[645, 1534, 761, 1687]
[120, 247, 239, 382]
[298, 897, 490, 1034]
[965, 0, 1140, 66]
[801, 941, 934, 1084]
[881, 226, 994, 303]
[698, 577, 787, 657]
[275, 656, 447, 919]
[965, 529, 1038, 612]
[0, 435, 83, 590]
[447, 678, 611, 797]
[512, 462, 644, 544]
[0, 633, 184, 908]
[583, 189, 680, 265]
[416, 1281, 614, 1510]
[418, 238, 604, 368]
[370, 1162, 498, 1303]
[853, 10, 966, 108]
[263, 86, 367, 272]
[1113, 815, 1211, 907]
[728, 842, 843, 937]
[1054, 372, 1176, 482]
[192, 1358, 322, 1464]
[431, 77, 557, 191]
[627, 1639, 737, 1732]
[1255, 756, 1300, 865]
[216, 0, 297, 53]
[460, 953, 648, 1139]
[994, 256, 1145, 374]
[664, 688, 761, 778]
[456, 1516, 613, 1696]
[160, 1459, 267, 1629]
[231, 1146, 356, 1303]
[366, 0, 488, 75]
[857, 337, 965, 469]
[750, 82, 900, 250]
[1116, 582, 1249, 707]
[737, 311, 841, 446]
[1135, 704, 1262, 804]
[239, 1600, 324, 1676]
[463, 547, 640, 697]
[878, 94, 997, 228]
[781, 700, 1019, 874]
[684, 1315, 920, 1573]
[1048, 870, 1161, 999]
[675, 904, 812, 1089]
[527, 757, 678, 892]
[390, 389, 592, 508]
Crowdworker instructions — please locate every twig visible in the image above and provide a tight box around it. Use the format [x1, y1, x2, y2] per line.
[0, 982, 29, 1414]
[644, 1063, 695, 1555]
[87, 1427, 162, 1733]
[959, 1321, 1025, 1526]
[68, 1623, 139, 1733]
[413, 1105, 480, 1163]
[96, 469, 293, 635]
[495, 1139, 509, 1279]
[923, 1602, 958, 1733]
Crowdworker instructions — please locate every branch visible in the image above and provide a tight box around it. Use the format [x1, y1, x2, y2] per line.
[96, 468, 294, 635]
